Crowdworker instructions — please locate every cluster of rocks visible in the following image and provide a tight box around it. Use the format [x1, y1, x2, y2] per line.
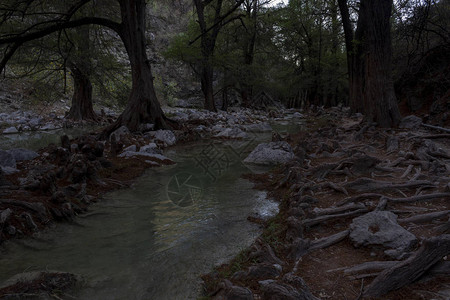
[0, 108, 119, 135]
[205, 109, 450, 299]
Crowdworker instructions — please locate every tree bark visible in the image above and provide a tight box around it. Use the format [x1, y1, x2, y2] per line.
[66, 26, 97, 121]
[67, 63, 96, 120]
[338, 0, 401, 127]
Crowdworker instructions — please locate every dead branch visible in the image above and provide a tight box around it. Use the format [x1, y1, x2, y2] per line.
[399, 210, 450, 224]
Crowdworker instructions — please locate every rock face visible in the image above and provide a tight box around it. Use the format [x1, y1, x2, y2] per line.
[244, 142, 295, 165]
[399, 115, 422, 129]
[349, 211, 417, 259]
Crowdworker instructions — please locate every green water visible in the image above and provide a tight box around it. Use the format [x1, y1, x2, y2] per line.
[0, 138, 279, 299]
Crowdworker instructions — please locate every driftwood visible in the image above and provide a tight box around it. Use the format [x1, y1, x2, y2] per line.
[302, 208, 368, 227]
[364, 234, 450, 297]
[399, 210, 450, 224]
[344, 178, 435, 193]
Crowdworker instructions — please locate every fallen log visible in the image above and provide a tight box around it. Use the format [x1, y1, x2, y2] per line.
[364, 234, 450, 297]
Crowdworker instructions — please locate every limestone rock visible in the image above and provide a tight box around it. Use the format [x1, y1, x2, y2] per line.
[148, 130, 177, 146]
[349, 211, 417, 259]
[139, 143, 162, 155]
[244, 141, 295, 165]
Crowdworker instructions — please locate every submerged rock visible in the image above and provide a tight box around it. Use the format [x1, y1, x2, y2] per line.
[243, 122, 273, 132]
[244, 141, 295, 165]
[349, 211, 417, 259]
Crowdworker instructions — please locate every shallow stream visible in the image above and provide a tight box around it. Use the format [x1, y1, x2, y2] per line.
[0, 131, 285, 299]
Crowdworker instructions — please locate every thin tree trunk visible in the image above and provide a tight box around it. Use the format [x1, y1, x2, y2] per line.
[201, 63, 216, 111]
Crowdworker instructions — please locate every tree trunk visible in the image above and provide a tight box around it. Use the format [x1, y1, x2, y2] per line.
[66, 26, 96, 121]
[339, 0, 401, 127]
[67, 64, 96, 121]
[105, 0, 167, 134]
[356, 0, 401, 127]
[201, 63, 216, 111]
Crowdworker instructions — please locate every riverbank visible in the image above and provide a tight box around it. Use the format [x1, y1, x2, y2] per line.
[202, 107, 450, 299]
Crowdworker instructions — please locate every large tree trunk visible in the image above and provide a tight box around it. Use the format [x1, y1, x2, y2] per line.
[356, 0, 401, 127]
[67, 64, 96, 121]
[338, 0, 401, 127]
[105, 0, 166, 134]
